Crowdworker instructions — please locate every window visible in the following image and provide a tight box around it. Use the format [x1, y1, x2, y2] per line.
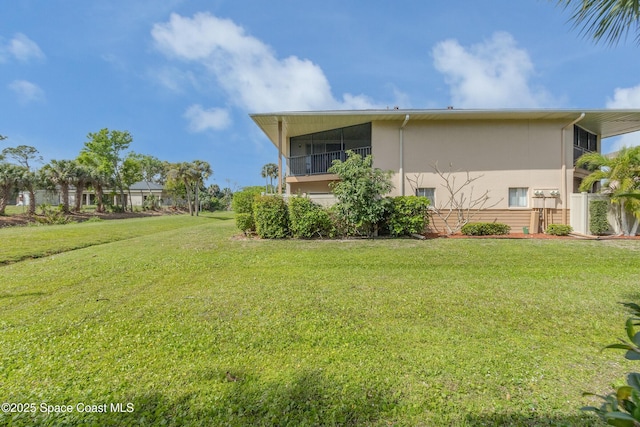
[508, 188, 528, 208]
[416, 188, 435, 206]
[574, 125, 598, 165]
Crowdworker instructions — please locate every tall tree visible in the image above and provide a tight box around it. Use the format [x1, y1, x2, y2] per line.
[41, 159, 76, 213]
[577, 145, 640, 235]
[192, 160, 212, 216]
[81, 129, 133, 210]
[555, 0, 640, 44]
[1, 145, 42, 170]
[261, 163, 278, 193]
[0, 163, 21, 215]
[70, 161, 91, 212]
[121, 155, 143, 211]
[16, 167, 39, 215]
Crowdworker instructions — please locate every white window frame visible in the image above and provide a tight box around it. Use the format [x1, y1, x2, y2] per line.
[416, 188, 436, 207]
[508, 187, 528, 208]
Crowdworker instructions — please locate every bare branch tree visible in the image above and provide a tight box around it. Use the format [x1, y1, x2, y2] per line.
[431, 162, 502, 234]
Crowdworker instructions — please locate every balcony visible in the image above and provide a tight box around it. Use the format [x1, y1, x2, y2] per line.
[288, 146, 371, 176]
[573, 145, 594, 166]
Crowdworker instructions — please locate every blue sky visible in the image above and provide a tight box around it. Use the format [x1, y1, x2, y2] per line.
[2, 0, 639, 189]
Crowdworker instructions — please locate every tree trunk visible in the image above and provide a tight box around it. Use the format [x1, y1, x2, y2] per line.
[96, 185, 104, 213]
[74, 183, 85, 212]
[620, 200, 629, 236]
[28, 188, 36, 215]
[195, 184, 200, 216]
[61, 184, 70, 213]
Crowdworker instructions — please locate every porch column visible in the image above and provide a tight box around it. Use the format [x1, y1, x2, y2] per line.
[278, 119, 283, 195]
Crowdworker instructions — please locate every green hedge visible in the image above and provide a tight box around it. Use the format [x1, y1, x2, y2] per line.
[288, 197, 332, 239]
[231, 188, 261, 214]
[254, 195, 289, 239]
[546, 224, 573, 236]
[461, 222, 511, 236]
[235, 213, 255, 235]
[388, 196, 431, 236]
[589, 200, 610, 235]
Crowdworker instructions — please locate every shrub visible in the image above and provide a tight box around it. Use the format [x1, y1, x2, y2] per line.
[461, 222, 510, 236]
[328, 151, 393, 237]
[235, 213, 255, 235]
[545, 224, 573, 236]
[589, 200, 610, 235]
[288, 197, 332, 239]
[232, 188, 262, 234]
[582, 302, 640, 425]
[253, 195, 289, 239]
[232, 188, 261, 214]
[387, 196, 431, 236]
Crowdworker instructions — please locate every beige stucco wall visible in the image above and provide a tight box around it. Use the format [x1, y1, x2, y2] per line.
[372, 119, 574, 212]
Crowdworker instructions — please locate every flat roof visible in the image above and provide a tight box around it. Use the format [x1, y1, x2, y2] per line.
[250, 109, 640, 147]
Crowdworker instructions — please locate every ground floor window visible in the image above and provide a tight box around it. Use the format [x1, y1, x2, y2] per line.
[508, 188, 528, 208]
[416, 188, 435, 206]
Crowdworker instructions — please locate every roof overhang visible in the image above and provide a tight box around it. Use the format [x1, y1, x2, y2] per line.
[251, 109, 640, 153]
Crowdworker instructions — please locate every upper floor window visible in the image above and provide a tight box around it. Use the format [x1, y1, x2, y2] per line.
[574, 125, 598, 165]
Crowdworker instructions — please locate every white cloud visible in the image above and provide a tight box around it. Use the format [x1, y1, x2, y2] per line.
[605, 84, 640, 150]
[152, 12, 380, 112]
[8, 80, 45, 105]
[183, 104, 231, 132]
[432, 32, 553, 109]
[1, 33, 45, 63]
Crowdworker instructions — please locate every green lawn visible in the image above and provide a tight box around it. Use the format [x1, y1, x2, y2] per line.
[1, 213, 639, 426]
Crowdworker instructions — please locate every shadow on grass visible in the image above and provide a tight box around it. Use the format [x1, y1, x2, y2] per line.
[3, 369, 395, 426]
[0, 291, 48, 299]
[463, 412, 600, 426]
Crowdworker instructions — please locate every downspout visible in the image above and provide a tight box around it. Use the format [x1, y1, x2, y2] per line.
[277, 119, 283, 195]
[399, 114, 410, 195]
[561, 113, 585, 225]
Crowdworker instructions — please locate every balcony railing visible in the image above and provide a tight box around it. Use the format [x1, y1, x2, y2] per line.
[288, 146, 371, 176]
[574, 145, 594, 166]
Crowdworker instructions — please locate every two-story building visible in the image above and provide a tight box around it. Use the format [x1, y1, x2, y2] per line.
[251, 109, 640, 233]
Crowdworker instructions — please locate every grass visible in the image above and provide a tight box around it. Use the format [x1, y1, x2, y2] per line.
[1, 212, 639, 425]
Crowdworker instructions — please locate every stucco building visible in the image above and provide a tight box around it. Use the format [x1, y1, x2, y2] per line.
[251, 109, 640, 233]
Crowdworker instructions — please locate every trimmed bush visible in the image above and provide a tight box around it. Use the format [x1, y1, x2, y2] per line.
[232, 188, 262, 234]
[546, 224, 573, 236]
[288, 197, 332, 239]
[235, 213, 255, 235]
[461, 222, 510, 236]
[254, 195, 289, 239]
[589, 199, 610, 235]
[231, 188, 261, 214]
[388, 196, 431, 236]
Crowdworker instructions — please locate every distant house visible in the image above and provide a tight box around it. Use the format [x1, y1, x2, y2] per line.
[29, 181, 170, 208]
[251, 109, 640, 234]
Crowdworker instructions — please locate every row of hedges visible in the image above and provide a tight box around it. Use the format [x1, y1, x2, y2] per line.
[460, 222, 510, 236]
[233, 191, 431, 239]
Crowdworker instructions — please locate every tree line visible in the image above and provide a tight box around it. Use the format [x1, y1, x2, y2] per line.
[0, 128, 231, 216]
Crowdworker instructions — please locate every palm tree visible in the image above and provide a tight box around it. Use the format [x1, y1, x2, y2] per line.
[0, 163, 20, 215]
[16, 167, 39, 215]
[576, 146, 640, 235]
[192, 160, 212, 216]
[167, 162, 195, 215]
[261, 163, 278, 193]
[70, 162, 91, 212]
[555, 0, 640, 45]
[42, 159, 76, 213]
